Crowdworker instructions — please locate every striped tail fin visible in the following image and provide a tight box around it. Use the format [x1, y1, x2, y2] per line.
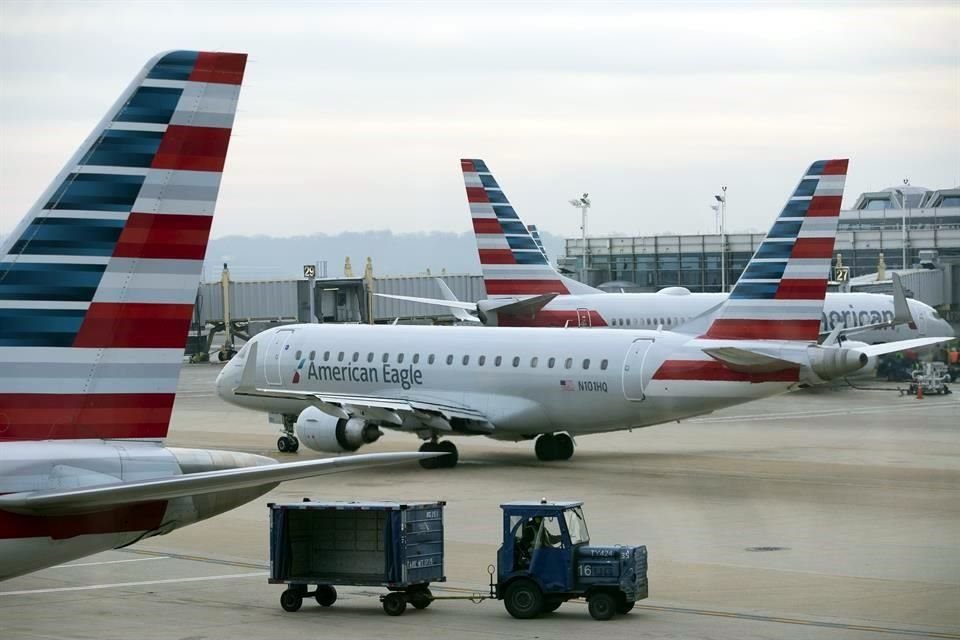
[0, 50, 247, 441]
[460, 159, 598, 298]
[527, 225, 549, 260]
[703, 159, 849, 341]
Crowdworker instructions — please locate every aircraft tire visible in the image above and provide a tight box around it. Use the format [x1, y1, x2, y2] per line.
[277, 436, 289, 453]
[535, 434, 560, 461]
[288, 436, 300, 453]
[555, 433, 574, 460]
[418, 441, 440, 469]
[437, 440, 459, 468]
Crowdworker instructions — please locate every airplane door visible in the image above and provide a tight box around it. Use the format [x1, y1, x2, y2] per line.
[263, 329, 294, 385]
[576, 308, 591, 327]
[622, 339, 654, 401]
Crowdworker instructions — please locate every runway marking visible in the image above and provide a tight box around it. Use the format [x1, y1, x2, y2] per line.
[430, 585, 958, 638]
[56, 556, 170, 569]
[691, 401, 957, 424]
[633, 604, 960, 639]
[0, 572, 266, 596]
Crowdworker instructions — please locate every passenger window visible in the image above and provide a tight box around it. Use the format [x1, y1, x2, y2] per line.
[495, 356, 502, 367]
[413, 353, 420, 364]
[309, 350, 316, 361]
[295, 350, 302, 360]
[352, 352, 359, 362]
[600, 359, 608, 370]
[565, 358, 573, 369]
[382, 353, 389, 363]
[398, 353, 405, 364]
[323, 351, 330, 361]
[428, 354, 436, 365]
[548, 357, 556, 368]
[582, 358, 590, 370]
[337, 351, 345, 362]
[367, 352, 374, 362]
[462, 355, 470, 366]
[512, 356, 520, 368]
[478, 355, 486, 366]
[530, 357, 538, 368]
[626, 318, 631, 326]
[446, 355, 454, 365]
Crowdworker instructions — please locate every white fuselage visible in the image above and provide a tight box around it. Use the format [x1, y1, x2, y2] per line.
[218, 324, 809, 440]
[494, 290, 953, 343]
[0, 442, 273, 580]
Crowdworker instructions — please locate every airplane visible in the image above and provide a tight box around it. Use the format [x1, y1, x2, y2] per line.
[376, 159, 954, 345]
[217, 159, 953, 468]
[0, 51, 430, 580]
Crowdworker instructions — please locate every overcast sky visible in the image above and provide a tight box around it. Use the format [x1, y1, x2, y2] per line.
[1, 0, 957, 241]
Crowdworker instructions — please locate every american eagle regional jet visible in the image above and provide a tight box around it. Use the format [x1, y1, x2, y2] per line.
[218, 159, 952, 468]
[0, 51, 429, 580]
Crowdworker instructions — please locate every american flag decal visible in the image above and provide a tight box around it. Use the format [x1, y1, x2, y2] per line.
[560, 379, 576, 391]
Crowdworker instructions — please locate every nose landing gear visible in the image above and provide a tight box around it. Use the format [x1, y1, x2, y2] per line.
[534, 433, 574, 462]
[418, 438, 459, 469]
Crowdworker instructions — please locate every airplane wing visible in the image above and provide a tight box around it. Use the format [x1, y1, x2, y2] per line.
[481, 293, 558, 317]
[0, 451, 435, 516]
[702, 346, 803, 372]
[850, 336, 954, 358]
[820, 273, 915, 343]
[434, 278, 482, 323]
[234, 343, 494, 434]
[373, 293, 479, 312]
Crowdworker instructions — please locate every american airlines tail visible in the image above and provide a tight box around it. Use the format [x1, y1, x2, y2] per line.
[461, 159, 599, 298]
[701, 159, 849, 341]
[0, 51, 247, 442]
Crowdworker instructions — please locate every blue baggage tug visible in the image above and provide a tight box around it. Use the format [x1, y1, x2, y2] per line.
[268, 500, 445, 616]
[269, 499, 648, 620]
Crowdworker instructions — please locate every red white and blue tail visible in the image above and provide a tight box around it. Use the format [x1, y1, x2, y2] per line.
[703, 159, 848, 341]
[527, 225, 549, 260]
[0, 51, 247, 441]
[461, 159, 597, 298]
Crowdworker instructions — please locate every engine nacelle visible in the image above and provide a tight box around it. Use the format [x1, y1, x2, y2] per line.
[839, 340, 878, 380]
[807, 345, 869, 380]
[294, 407, 382, 453]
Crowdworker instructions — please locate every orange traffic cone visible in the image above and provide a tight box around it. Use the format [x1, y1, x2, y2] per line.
[916, 384, 924, 400]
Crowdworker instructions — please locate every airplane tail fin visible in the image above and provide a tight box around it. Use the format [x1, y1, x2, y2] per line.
[0, 50, 247, 442]
[701, 159, 849, 341]
[460, 159, 599, 298]
[527, 225, 549, 261]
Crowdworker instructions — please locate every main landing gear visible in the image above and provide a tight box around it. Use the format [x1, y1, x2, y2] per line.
[418, 439, 458, 469]
[277, 434, 299, 453]
[535, 433, 574, 462]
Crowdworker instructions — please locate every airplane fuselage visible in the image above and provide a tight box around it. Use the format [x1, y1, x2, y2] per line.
[0, 441, 275, 579]
[219, 323, 806, 440]
[491, 290, 952, 342]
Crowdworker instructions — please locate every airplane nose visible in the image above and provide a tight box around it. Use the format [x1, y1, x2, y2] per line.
[215, 364, 234, 400]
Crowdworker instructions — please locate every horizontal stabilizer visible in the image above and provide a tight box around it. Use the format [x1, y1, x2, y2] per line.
[373, 293, 479, 312]
[0, 451, 435, 516]
[481, 293, 558, 317]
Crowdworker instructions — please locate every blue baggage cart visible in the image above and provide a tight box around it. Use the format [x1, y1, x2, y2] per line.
[268, 500, 445, 616]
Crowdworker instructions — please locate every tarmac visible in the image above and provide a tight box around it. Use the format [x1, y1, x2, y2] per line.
[2, 364, 959, 639]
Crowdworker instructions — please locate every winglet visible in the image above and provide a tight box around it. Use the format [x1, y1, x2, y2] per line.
[436, 278, 482, 323]
[891, 273, 914, 326]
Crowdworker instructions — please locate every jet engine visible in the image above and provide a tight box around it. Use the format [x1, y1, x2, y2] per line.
[807, 345, 869, 380]
[293, 407, 382, 453]
[838, 340, 878, 380]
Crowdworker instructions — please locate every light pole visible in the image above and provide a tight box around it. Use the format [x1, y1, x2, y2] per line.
[714, 186, 727, 292]
[569, 193, 591, 284]
[898, 178, 910, 270]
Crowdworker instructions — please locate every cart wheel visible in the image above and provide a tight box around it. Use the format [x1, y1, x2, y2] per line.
[409, 587, 432, 610]
[383, 592, 407, 616]
[588, 591, 616, 621]
[504, 579, 543, 619]
[280, 589, 303, 612]
[315, 585, 337, 607]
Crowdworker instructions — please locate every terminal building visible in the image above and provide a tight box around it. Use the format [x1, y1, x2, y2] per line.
[561, 185, 960, 322]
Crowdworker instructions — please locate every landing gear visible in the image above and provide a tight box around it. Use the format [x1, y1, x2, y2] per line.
[277, 414, 299, 453]
[535, 433, 574, 462]
[418, 439, 458, 469]
[277, 435, 299, 453]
